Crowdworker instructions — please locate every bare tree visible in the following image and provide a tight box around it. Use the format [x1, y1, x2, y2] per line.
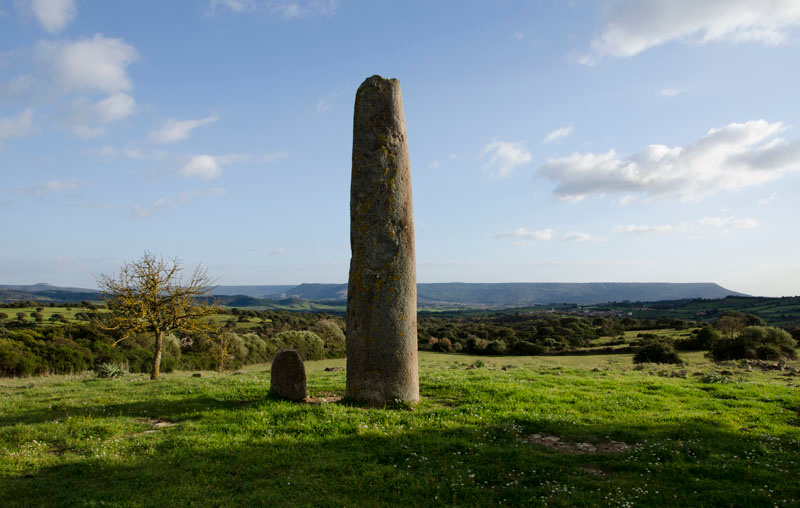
[97, 252, 219, 380]
[207, 331, 242, 373]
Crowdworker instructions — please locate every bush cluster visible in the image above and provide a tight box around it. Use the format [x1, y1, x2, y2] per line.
[709, 326, 797, 361]
[418, 312, 696, 356]
[633, 340, 684, 365]
[0, 313, 347, 377]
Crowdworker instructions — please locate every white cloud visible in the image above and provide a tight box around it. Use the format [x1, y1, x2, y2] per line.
[495, 228, 554, 241]
[561, 231, 605, 242]
[35, 34, 139, 94]
[659, 88, 686, 97]
[262, 151, 289, 163]
[133, 187, 225, 218]
[582, 0, 800, 63]
[448, 153, 459, 159]
[30, 0, 76, 33]
[179, 155, 223, 180]
[757, 192, 778, 205]
[209, 0, 255, 12]
[19, 178, 80, 196]
[95, 92, 135, 123]
[539, 120, 800, 201]
[513, 32, 526, 40]
[268, 248, 287, 256]
[0, 75, 35, 99]
[177, 187, 225, 203]
[0, 108, 34, 139]
[482, 140, 532, 178]
[614, 223, 683, 235]
[618, 194, 636, 206]
[315, 98, 331, 114]
[544, 125, 574, 144]
[133, 198, 171, 218]
[65, 92, 135, 137]
[69, 124, 104, 138]
[613, 216, 759, 236]
[97, 146, 117, 158]
[427, 160, 440, 169]
[118, 145, 170, 161]
[209, 0, 338, 18]
[699, 216, 759, 229]
[149, 116, 219, 144]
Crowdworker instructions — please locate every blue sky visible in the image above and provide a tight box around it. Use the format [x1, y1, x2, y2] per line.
[1, 0, 799, 296]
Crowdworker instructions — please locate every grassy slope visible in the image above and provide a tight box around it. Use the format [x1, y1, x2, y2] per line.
[1, 352, 798, 507]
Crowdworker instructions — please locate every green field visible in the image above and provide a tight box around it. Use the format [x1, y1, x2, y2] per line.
[1, 351, 798, 507]
[0, 307, 104, 326]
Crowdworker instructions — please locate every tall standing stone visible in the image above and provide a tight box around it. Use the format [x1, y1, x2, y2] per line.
[346, 75, 419, 406]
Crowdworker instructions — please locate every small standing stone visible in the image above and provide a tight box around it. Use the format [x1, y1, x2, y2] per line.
[270, 349, 306, 401]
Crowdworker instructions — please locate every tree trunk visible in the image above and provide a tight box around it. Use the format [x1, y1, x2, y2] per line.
[151, 330, 163, 380]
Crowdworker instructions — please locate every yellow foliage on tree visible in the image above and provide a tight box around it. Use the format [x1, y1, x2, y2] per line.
[97, 252, 219, 380]
[207, 331, 242, 373]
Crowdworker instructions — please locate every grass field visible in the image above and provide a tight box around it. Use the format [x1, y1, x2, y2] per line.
[0, 307, 101, 326]
[1, 352, 799, 507]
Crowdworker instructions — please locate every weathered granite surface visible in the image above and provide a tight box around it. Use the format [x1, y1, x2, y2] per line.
[346, 75, 419, 406]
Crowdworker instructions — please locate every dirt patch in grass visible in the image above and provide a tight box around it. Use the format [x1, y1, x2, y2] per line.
[303, 393, 343, 404]
[125, 418, 177, 437]
[581, 466, 608, 476]
[520, 433, 631, 454]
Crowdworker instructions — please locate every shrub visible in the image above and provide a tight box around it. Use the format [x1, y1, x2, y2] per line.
[514, 341, 546, 355]
[432, 337, 452, 352]
[676, 327, 720, 351]
[710, 326, 797, 361]
[487, 340, 507, 355]
[633, 340, 683, 365]
[466, 337, 490, 354]
[0, 338, 45, 376]
[272, 330, 325, 361]
[312, 319, 346, 358]
[96, 362, 127, 378]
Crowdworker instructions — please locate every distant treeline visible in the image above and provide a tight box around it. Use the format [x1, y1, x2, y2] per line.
[418, 312, 697, 355]
[596, 295, 800, 327]
[0, 300, 100, 309]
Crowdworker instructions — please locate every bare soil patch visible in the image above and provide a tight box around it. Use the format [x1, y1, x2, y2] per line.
[520, 433, 631, 454]
[303, 393, 343, 404]
[125, 418, 177, 437]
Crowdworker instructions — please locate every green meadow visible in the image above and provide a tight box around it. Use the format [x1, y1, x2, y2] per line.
[1, 351, 798, 507]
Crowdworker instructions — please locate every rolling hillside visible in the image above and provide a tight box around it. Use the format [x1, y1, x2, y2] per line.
[1, 282, 745, 307]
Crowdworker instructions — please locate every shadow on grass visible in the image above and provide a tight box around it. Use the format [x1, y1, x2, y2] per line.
[0, 392, 284, 428]
[2, 416, 798, 508]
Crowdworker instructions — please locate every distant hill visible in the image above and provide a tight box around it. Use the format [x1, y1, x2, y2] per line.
[0, 283, 98, 293]
[286, 283, 349, 301]
[416, 282, 745, 306]
[231, 282, 745, 306]
[1, 281, 746, 307]
[210, 285, 297, 298]
[0, 284, 102, 303]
